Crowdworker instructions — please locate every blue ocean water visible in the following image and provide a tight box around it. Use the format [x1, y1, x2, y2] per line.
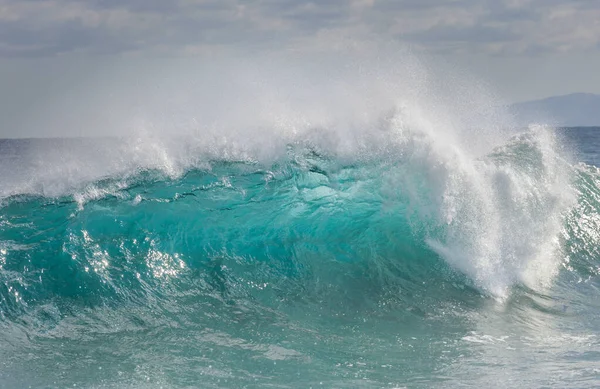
[0, 125, 600, 388]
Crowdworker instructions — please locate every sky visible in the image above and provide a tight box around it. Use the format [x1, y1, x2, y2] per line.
[1, 0, 600, 137]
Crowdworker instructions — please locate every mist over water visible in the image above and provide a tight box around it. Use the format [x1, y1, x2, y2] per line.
[1, 49, 600, 388]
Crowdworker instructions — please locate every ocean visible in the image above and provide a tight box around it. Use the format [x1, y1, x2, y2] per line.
[1, 125, 599, 388]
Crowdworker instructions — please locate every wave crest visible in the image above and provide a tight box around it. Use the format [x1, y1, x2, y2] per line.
[0, 123, 592, 321]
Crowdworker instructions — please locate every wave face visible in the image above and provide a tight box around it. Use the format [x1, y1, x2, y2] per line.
[1, 58, 600, 387]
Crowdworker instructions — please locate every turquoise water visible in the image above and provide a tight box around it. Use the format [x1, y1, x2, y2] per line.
[1, 126, 600, 388]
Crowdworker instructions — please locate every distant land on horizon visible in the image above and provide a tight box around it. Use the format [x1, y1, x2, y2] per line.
[511, 93, 600, 127]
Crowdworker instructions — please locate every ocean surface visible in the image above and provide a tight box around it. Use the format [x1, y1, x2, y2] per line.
[1, 125, 600, 388]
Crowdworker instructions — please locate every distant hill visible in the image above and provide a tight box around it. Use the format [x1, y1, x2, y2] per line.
[511, 93, 600, 127]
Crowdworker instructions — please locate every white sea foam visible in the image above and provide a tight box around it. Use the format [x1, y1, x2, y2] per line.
[0, 49, 576, 297]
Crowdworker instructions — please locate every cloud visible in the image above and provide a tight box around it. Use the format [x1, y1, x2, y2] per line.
[0, 0, 599, 57]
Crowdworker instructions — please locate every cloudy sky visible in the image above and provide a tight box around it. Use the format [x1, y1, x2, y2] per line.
[1, 0, 600, 137]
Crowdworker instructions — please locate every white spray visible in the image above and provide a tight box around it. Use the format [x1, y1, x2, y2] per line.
[0, 48, 576, 297]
